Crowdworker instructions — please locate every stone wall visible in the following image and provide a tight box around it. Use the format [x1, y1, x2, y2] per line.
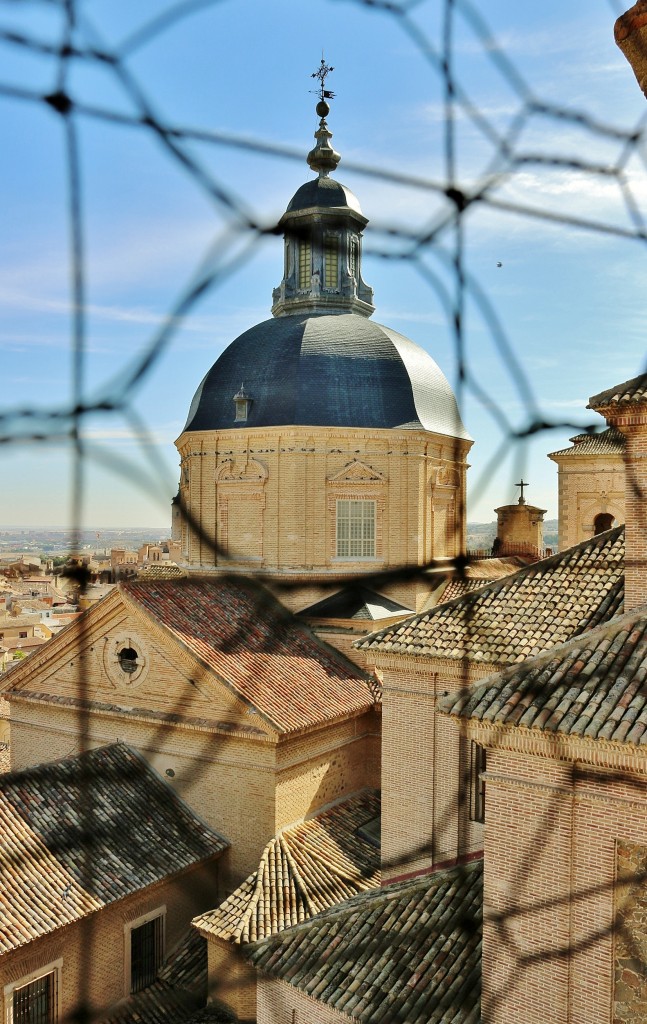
[614, 841, 647, 1024]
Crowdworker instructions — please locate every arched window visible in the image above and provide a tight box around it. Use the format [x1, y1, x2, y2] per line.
[593, 512, 615, 534]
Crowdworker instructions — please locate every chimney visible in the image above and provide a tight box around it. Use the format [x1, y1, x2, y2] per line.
[588, 373, 647, 610]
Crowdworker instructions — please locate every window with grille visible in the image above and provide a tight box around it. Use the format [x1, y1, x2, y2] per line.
[336, 500, 375, 559]
[12, 970, 58, 1024]
[324, 234, 339, 289]
[469, 742, 486, 823]
[298, 240, 311, 289]
[129, 914, 164, 993]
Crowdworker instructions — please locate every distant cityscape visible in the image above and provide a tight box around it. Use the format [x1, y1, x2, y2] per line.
[0, 521, 559, 557]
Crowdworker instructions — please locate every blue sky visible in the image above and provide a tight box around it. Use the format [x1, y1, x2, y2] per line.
[1, 0, 646, 529]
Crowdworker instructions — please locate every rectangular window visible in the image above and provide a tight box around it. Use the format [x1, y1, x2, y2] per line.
[129, 914, 164, 993]
[298, 240, 311, 289]
[469, 742, 486, 823]
[336, 500, 375, 559]
[349, 236, 358, 280]
[324, 235, 339, 289]
[9, 968, 59, 1024]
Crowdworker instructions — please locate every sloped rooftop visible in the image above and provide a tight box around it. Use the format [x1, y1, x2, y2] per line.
[248, 859, 482, 1024]
[439, 605, 647, 745]
[122, 578, 377, 734]
[356, 528, 624, 666]
[589, 371, 647, 410]
[194, 791, 380, 945]
[0, 743, 227, 955]
[298, 586, 412, 621]
[548, 426, 626, 458]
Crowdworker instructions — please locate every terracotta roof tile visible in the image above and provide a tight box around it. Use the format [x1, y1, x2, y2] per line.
[0, 744, 228, 955]
[194, 792, 380, 945]
[248, 860, 482, 1024]
[137, 563, 187, 580]
[588, 372, 647, 410]
[548, 427, 626, 458]
[439, 605, 647, 745]
[122, 578, 377, 734]
[105, 930, 234, 1024]
[357, 528, 624, 666]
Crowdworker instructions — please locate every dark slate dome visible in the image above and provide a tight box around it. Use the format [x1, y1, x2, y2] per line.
[183, 313, 470, 438]
[286, 177, 363, 215]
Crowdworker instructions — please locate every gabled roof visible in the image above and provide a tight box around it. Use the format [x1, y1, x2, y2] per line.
[121, 578, 377, 734]
[548, 427, 625, 459]
[356, 528, 624, 666]
[298, 586, 412, 621]
[588, 371, 647, 410]
[439, 605, 647, 745]
[194, 791, 380, 945]
[0, 743, 227, 956]
[248, 859, 482, 1024]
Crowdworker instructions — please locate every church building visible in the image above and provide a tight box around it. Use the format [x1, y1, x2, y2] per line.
[1, 46, 646, 1024]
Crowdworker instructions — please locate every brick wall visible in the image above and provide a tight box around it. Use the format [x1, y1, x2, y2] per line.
[257, 977, 351, 1024]
[177, 425, 470, 609]
[376, 655, 487, 881]
[554, 454, 624, 552]
[0, 863, 219, 1023]
[206, 939, 257, 1023]
[472, 733, 647, 1024]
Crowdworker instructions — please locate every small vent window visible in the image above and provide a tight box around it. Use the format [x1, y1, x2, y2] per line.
[324, 235, 339, 289]
[118, 647, 138, 674]
[336, 500, 375, 559]
[298, 240, 311, 289]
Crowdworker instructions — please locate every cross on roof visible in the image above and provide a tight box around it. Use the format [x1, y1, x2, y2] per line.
[311, 57, 335, 102]
[516, 479, 528, 505]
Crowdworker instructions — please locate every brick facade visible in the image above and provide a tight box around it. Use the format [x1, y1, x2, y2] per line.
[176, 425, 470, 611]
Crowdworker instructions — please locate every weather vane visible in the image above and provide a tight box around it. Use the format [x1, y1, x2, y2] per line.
[311, 56, 335, 103]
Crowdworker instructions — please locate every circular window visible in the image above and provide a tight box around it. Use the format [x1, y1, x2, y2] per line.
[104, 632, 149, 689]
[118, 647, 138, 674]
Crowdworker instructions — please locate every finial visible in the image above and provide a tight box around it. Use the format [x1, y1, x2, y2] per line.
[515, 479, 528, 505]
[307, 56, 340, 177]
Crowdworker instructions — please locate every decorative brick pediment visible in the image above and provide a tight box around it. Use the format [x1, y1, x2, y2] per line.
[327, 460, 386, 484]
[216, 458, 268, 483]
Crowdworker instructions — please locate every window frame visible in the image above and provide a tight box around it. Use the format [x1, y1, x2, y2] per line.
[124, 906, 166, 996]
[4, 960, 62, 1024]
[323, 233, 340, 290]
[297, 240, 311, 290]
[335, 499, 376, 560]
[469, 741, 486, 824]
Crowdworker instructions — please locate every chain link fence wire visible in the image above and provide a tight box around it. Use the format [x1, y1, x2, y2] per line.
[1, 1, 647, 1022]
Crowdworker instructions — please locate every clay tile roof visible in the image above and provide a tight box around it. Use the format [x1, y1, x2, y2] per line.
[0, 743, 228, 956]
[137, 563, 187, 580]
[194, 791, 380, 945]
[122, 578, 377, 734]
[248, 859, 483, 1024]
[439, 605, 647, 745]
[548, 427, 626, 458]
[356, 528, 624, 666]
[588, 372, 647, 410]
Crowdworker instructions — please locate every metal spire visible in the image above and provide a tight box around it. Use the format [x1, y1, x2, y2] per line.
[307, 57, 340, 177]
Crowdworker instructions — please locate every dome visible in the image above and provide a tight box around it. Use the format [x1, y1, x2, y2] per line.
[183, 312, 471, 439]
[286, 177, 363, 215]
